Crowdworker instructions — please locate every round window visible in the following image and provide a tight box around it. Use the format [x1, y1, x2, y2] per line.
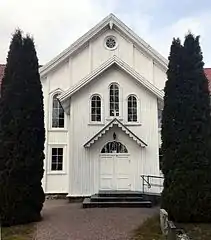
[105, 36, 117, 50]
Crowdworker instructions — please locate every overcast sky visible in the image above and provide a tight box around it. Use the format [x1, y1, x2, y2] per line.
[1, 0, 211, 66]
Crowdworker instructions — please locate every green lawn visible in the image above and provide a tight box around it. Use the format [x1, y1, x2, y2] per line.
[2, 224, 35, 240]
[178, 222, 211, 240]
[132, 214, 211, 240]
[132, 215, 164, 240]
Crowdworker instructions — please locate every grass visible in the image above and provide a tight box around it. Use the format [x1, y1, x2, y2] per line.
[132, 214, 211, 240]
[178, 222, 211, 240]
[2, 223, 35, 240]
[132, 215, 164, 240]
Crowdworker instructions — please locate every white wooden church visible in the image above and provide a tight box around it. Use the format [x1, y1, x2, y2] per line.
[39, 14, 167, 197]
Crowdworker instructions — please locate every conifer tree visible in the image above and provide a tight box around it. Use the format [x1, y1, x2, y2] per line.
[0, 30, 45, 226]
[162, 34, 211, 222]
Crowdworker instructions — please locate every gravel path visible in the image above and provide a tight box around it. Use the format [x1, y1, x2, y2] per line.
[34, 199, 158, 240]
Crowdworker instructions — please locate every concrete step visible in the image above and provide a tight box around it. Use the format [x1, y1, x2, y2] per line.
[98, 190, 143, 198]
[83, 198, 152, 208]
[90, 194, 144, 202]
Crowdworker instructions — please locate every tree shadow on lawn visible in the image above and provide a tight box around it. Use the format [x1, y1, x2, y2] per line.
[132, 214, 165, 240]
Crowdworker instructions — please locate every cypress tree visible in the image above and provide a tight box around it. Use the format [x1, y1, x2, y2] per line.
[161, 38, 183, 176]
[162, 33, 211, 222]
[0, 30, 45, 226]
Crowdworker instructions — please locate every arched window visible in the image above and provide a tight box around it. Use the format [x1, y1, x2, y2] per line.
[128, 95, 137, 122]
[91, 95, 101, 122]
[52, 94, 64, 128]
[110, 84, 119, 116]
[101, 141, 128, 153]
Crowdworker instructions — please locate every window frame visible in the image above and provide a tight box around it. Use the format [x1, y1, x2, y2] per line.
[89, 94, 104, 125]
[127, 95, 138, 123]
[51, 147, 64, 171]
[90, 94, 102, 123]
[109, 83, 120, 118]
[49, 90, 66, 131]
[47, 144, 67, 175]
[126, 94, 141, 125]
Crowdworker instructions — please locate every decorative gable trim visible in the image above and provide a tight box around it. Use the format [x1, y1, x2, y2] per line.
[58, 56, 164, 107]
[39, 13, 168, 77]
[84, 118, 147, 148]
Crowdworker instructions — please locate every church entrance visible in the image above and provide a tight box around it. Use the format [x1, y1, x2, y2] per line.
[99, 141, 131, 190]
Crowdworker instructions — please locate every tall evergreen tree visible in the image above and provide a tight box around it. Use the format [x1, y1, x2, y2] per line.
[161, 38, 183, 175]
[0, 30, 45, 226]
[162, 33, 211, 222]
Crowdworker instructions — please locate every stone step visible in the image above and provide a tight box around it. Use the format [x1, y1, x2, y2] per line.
[90, 194, 144, 202]
[98, 190, 143, 198]
[83, 198, 152, 208]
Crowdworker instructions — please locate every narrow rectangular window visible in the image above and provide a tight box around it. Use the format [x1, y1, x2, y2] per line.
[91, 95, 101, 122]
[51, 148, 63, 171]
[110, 84, 119, 116]
[128, 95, 137, 122]
[52, 94, 65, 128]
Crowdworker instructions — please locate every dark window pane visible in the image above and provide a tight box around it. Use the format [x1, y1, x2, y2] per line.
[101, 141, 128, 153]
[52, 156, 57, 164]
[91, 115, 95, 121]
[51, 163, 57, 171]
[97, 114, 101, 121]
[58, 148, 63, 155]
[58, 155, 63, 163]
[59, 118, 64, 127]
[59, 108, 64, 116]
[52, 148, 57, 156]
[133, 115, 137, 121]
[53, 95, 59, 108]
[57, 164, 63, 170]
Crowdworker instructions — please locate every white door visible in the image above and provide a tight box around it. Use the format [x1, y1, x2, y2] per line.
[99, 154, 131, 190]
[100, 141, 131, 190]
[115, 155, 131, 190]
[99, 155, 114, 190]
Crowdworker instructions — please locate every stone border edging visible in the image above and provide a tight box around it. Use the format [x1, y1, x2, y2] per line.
[160, 209, 190, 240]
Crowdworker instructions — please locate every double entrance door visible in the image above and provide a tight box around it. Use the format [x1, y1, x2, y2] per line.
[99, 154, 131, 190]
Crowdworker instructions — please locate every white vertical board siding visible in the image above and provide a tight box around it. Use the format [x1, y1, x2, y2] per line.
[48, 60, 70, 92]
[45, 175, 69, 193]
[68, 67, 160, 196]
[92, 29, 134, 72]
[43, 26, 166, 94]
[48, 131, 68, 143]
[71, 45, 90, 85]
[153, 62, 167, 90]
[133, 47, 153, 83]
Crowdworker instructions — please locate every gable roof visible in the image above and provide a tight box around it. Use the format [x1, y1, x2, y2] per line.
[39, 13, 168, 77]
[84, 118, 147, 148]
[58, 55, 164, 104]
